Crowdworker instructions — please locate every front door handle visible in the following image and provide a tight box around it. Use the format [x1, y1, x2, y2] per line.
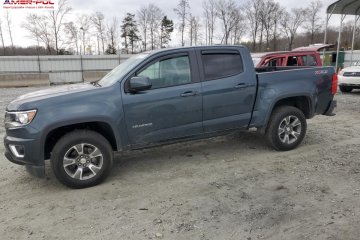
[181, 91, 198, 97]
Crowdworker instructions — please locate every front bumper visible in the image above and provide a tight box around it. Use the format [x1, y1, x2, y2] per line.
[323, 100, 337, 116]
[4, 149, 45, 178]
[3, 128, 45, 178]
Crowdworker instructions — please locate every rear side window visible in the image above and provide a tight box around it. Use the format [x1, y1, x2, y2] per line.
[287, 56, 299, 66]
[202, 52, 243, 81]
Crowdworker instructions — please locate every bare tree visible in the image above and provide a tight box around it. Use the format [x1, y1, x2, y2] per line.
[137, 6, 150, 51]
[91, 12, 106, 54]
[245, 0, 264, 51]
[23, 14, 53, 54]
[174, 0, 190, 46]
[48, 0, 72, 54]
[304, 0, 323, 44]
[203, 0, 216, 45]
[5, 11, 14, 54]
[231, 9, 245, 45]
[189, 15, 201, 46]
[280, 8, 306, 50]
[0, 19, 5, 55]
[271, 5, 284, 51]
[189, 15, 194, 46]
[261, 0, 281, 51]
[77, 14, 91, 54]
[148, 4, 163, 50]
[64, 21, 80, 54]
[106, 17, 119, 54]
[216, 0, 240, 45]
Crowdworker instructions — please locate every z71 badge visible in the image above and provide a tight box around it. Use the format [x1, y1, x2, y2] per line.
[132, 123, 153, 129]
[315, 70, 328, 75]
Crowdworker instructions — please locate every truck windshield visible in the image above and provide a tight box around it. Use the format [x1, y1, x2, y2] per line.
[98, 54, 149, 87]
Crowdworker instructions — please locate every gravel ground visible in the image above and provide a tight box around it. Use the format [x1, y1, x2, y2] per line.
[0, 87, 360, 240]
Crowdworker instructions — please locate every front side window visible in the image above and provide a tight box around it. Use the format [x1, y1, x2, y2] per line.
[137, 55, 192, 89]
[202, 52, 244, 81]
[265, 57, 285, 67]
[301, 55, 317, 66]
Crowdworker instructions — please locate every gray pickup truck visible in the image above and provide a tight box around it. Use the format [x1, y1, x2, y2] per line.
[4, 46, 337, 188]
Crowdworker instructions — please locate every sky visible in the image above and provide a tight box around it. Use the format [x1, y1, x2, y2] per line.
[0, 0, 348, 48]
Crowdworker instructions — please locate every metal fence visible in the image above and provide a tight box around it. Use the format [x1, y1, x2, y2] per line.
[0, 54, 132, 84]
[344, 50, 360, 67]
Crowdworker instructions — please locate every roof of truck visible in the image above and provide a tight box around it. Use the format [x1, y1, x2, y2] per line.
[144, 45, 246, 55]
[292, 44, 335, 51]
[251, 51, 319, 59]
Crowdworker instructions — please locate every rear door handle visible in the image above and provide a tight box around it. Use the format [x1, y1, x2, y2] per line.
[234, 83, 254, 89]
[180, 91, 198, 97]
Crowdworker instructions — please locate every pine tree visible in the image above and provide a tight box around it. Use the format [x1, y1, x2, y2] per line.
[105, 44, 117, 54]
[121, 13, 140, 54]
[160, 16, 174, 48]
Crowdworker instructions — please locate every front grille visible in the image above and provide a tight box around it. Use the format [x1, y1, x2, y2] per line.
[343, 72, 360, 77]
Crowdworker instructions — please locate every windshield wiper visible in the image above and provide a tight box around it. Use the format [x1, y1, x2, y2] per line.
[90, 80, 102, 87]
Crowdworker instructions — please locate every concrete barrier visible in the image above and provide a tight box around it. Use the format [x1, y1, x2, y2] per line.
[0, 73, 50, 87]
[0, 54, 132, 87]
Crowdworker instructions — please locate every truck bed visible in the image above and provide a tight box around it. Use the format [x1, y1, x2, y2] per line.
[250, 66, 336, 128]
[255, 66, 317, 73]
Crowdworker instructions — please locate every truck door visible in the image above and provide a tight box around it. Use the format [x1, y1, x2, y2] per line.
[198, 49, 257, 132]
[121, 51, 203, 145]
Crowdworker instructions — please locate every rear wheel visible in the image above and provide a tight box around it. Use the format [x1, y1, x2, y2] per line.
[265, 106, 307, 151]
[51, 130, 113, 188]
[339, 86, 353, 93]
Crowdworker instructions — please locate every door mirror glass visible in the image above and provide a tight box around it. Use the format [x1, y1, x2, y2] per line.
[129, 76, 152, 92]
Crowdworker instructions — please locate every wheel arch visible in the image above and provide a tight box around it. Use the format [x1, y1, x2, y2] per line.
[262, 95, 313, 132]
[272, 96, 312, 118]
[44, 121, 118, 160]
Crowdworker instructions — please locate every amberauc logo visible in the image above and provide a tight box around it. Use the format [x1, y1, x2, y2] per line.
[3, 0, 56, 10]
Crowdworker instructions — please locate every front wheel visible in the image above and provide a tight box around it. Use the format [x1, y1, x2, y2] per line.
[265, 106, 307, 151]
[51, 130, 113, 188]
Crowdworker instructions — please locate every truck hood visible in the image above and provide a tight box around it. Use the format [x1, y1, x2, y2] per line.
[7, 83, 98, 111]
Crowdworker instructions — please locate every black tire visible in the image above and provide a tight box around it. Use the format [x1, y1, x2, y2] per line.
[265, 106, 307, 151]
[339, 86, 353, 93]
[51, 130, 113, 188]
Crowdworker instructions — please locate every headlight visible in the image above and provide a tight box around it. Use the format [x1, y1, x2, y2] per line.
[4, 110, 37, 129]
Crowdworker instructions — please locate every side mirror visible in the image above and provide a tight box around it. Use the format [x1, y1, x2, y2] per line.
[129, 76, 152, 92]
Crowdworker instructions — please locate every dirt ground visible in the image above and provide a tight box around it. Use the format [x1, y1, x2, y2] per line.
[0, 87, 360, 240]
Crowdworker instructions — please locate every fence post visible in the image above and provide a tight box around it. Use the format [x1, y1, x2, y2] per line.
[118, 46, 121, 65]
[80, 54, 84, 82]
[37, 55, 41, 73]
